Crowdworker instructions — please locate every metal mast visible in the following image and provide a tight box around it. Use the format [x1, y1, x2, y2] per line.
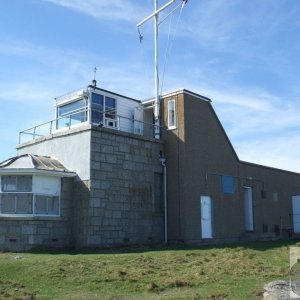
[137, 0, 176, 139]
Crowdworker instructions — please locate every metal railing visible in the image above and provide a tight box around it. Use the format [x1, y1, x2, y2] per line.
[19, 108, 157, 144]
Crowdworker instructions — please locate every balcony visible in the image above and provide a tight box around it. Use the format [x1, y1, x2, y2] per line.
[18, 108, 156, 144]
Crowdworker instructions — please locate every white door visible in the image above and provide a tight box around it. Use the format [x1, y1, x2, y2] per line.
[201, 196, 212, 238]
[244, 187, 254, 231]
[292, 196, 300, 233]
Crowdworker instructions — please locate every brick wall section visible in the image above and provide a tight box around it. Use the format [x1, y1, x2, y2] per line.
[87, 127, 164, 246]
[0, 178, 74, 251]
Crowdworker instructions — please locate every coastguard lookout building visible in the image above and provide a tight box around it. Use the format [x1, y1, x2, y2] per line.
[1, 83, 300, 251]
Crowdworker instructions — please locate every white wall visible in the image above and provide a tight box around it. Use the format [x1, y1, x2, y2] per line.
[33, 175, 61, 196]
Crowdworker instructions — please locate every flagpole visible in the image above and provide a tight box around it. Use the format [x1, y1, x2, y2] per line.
[154, 0, 160, 139]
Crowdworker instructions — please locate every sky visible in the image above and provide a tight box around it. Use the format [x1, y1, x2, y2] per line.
[1, 0, 300, 172]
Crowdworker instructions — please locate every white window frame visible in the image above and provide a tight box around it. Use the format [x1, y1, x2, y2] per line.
[0, 175, 61, 217]
[167, 99, 176, 129]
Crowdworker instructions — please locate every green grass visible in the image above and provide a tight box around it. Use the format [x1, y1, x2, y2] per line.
[0, 240, 298, 300]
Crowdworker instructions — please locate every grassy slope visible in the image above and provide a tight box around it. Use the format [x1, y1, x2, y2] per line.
[0, 240, 297, 300]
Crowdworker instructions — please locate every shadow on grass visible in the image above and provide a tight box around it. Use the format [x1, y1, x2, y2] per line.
[25, 239, 300, 255]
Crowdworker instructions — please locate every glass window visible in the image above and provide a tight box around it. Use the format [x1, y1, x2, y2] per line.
[1, 193, 32, 214]
[1, 176, 32, 192]
[18, 176, 32, 192]
[168, 100, 176, 129]
[105, 97, 116, 120]
[91, 93, 104, 124]
[2, 176, 16, 191]
[1, 194, 15, 213]
[57, 99, 87, 129]
[0, 175, 60, 216]
[91, 93, 116, 125]
[221, 175, 235, 194]
[35, 195, 59, 215]
[91, 93, 104, 106]
[58, 99, 86, 116]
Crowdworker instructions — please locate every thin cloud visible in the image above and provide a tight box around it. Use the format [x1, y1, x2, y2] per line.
[46, 0, 148, 23]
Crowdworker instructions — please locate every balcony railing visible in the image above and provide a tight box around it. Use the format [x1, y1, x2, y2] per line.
[19, 108, 156, 144]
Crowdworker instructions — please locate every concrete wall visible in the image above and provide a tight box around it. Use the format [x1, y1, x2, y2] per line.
[0, 178, 74, 251]
[17, 125, 91, 181]
[16, 124, 165, 248]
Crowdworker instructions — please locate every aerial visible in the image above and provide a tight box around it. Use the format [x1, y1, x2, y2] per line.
[1, 0, 300, 172]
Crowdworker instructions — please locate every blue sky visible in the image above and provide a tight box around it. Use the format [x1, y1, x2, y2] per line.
[1, 0, 300, 172]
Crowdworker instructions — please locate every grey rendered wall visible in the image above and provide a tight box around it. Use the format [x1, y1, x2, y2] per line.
[0, 178, 74, 251]
[86, 127, 165, 246]
[17, 125, 91, 181]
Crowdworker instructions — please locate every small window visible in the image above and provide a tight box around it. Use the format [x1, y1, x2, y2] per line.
[1, 193, 33, 214]
[105, 97, 116, 120]
[168, 99, 176, 129]
[35, 195, 59, 215]
[221, 175, 235, 194]
[1, 176, 32, 192]
[91, 93, 104, 124]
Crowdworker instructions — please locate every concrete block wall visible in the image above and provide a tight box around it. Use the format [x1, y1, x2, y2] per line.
[86, 127, 165, 246]
[0, 178, 74, 251]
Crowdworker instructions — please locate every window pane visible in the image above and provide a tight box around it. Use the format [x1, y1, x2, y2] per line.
[221, 175, 235, 194]
[91, 93, 104, 124]
[168, 100, 176, 128]
[105, 97, 116, 120]
[35, 195, 48, 214]
[17, 176, 32, 192]
[91, 111, 103, 124]
[91, 93, 104, 105]
[16, 194, 33, 214]
[105, 97, 115, 109]
[35, 195, 59, 215]
[58, 99, 86, 117]
[2, 176, 17, 192]
[70, 111, 87, 126]
[48, 197, 59, 215]
[1, 194, 15, 213]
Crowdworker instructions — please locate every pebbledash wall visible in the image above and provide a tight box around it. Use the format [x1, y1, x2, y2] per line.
[16, 125, 164, 249]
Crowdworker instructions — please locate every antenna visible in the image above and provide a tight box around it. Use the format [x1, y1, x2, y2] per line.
[137, 0, 176, 140]
[92, 66, 97, 88]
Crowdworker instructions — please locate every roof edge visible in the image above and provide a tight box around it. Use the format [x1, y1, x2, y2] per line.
[0, 168, 76, 177]
[240, 160, 300, 176]
[142, 89, 212, 103]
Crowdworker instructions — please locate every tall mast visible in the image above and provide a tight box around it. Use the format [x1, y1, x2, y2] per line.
[154, 0, 159, 139]
[137, 0, 176, 139]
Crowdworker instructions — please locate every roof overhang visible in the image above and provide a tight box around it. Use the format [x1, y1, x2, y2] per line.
[0, 169, 76, 177]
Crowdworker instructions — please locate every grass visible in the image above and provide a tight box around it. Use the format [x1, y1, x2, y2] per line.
[0, 240, 298, 300]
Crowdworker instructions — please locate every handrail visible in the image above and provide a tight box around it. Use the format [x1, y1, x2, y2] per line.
[19, 108, 159, 144]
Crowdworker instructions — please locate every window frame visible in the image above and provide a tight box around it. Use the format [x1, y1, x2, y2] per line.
[0, 175, 61, 217]
[91, 92, 117, 128]
[56, 98, 88, 129]
[167, 99, 177, 130]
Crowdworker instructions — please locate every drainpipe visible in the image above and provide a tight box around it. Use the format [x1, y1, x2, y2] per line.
[159, 152, 167, 243]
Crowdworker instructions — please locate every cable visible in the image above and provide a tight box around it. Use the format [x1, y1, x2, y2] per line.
[160, 1, 186, 95]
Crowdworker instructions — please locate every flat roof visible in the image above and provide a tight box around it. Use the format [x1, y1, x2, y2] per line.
[142, 89, 212, 104]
